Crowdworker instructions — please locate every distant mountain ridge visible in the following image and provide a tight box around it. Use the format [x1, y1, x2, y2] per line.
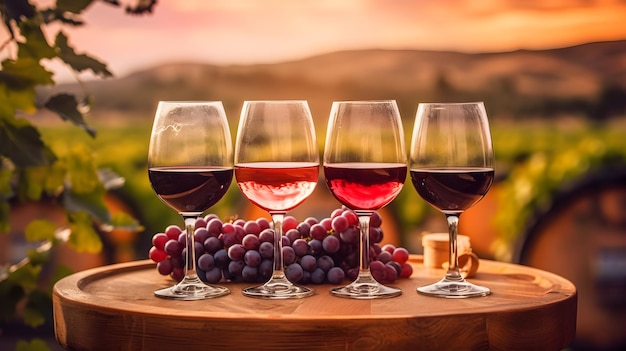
[47, 39, 626, 121]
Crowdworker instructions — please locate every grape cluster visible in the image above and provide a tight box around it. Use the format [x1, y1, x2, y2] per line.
[149, 207, 413, 285]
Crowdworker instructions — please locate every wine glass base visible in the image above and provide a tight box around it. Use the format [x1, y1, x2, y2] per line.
[417, 279, 490, 298]
[154, 277, 230, 300]
[330, 280, 402, 299]
[242, 278, 314, 299]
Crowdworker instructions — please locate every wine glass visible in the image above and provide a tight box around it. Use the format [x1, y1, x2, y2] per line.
[323, 100, 406, 299]
[234, 100, 319, 299]
[409, 102, 494, 298]
[148, 101, 233, 300]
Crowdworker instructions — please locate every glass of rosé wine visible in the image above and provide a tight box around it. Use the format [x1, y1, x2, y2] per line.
[323, 100, 407, 299]
[234, 100, 319, 299]
[148, 101, 233, 300]
[410, 102, 494, 298]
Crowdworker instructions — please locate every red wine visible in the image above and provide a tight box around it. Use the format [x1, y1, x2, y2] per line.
[410, 167, 494, 212]
[149, 167, 233, 213]
[324, 163, 406, 210]
[235, 162, 318, 212]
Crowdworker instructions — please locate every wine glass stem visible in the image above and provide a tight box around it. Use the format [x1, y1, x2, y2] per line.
[444, 213, 463, 281]
[270, 211, 286, 278]
[356, 211, 372, 275]
[182, 215, 200, 282]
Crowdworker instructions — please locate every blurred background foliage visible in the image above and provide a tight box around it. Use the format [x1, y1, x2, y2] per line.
[1, 0, 626, 350]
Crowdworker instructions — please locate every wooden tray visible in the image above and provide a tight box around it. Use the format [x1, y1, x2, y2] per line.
[53, 256, 576, 350]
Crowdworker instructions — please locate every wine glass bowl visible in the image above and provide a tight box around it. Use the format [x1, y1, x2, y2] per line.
[148, 101, 233, 300]
[323, 100, 406, 299]
[234, 100, 319, 299]
[409, 102, 494, 298]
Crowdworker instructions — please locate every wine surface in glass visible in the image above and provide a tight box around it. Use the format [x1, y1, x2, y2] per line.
[235, 162, 318, 212]
[410, 167, 494, 212]
[148, 166, 233, 213]
[324, 162, 406, 210]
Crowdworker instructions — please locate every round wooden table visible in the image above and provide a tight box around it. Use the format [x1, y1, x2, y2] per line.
[52, 256, 577, 351]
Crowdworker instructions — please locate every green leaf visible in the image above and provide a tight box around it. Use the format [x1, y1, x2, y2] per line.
[55, 0, 95, 14]
[25, 219, 58, 242]
[67, 211, 102, 253]
[0, 57, 54, 89]
[66, 144, 102, 194]
[16, 338, 51, 351]
[0, 117, 57, 167]
[18, 21, 57, 60]
[18, 166, 49, 200]
[110, 211, 144, 232]
[0, 200, 9, 233]
[23, 289, 51, 328]
[5, 262, 41, 291]
[63, 189, 110, 224]
[44, 93, 96, 137]
[0, 165, 13, 198]
[0, 71, 37, 114]
[55, 32, 112, 78]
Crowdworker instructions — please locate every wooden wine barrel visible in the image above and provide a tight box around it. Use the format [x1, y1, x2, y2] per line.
[53, 256, 577, 351]
[514, 164, 626, 350]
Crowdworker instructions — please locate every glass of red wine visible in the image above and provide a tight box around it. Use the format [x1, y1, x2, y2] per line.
[410, 102, 494, 298]
[148, 101, 233, 300]
[323, 100, 407, 299]
[234, 100, 319, 299]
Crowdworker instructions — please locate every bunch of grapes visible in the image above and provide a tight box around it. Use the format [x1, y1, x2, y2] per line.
[149, 207, 413, 285]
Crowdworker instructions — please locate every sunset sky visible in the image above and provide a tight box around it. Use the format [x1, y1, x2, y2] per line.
[6, 0, 626, 81]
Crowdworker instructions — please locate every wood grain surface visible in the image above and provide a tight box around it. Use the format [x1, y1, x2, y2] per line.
[53, 256, 577, 351]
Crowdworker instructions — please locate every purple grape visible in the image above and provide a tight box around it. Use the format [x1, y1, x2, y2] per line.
[317, 255, 334, 272]
[322, 234, 340, 254]
[228, 244, 245, 261]
[331, 215, 349, 233]
[207, 218, 223, 237]
[204, 213, 219, 222]
[370, 260, 386, 282]
[244, 250, 262, 267]
[369, 227, 383, 243]
[259, 259, 273, 279]
[164, 240, 183, 256]
[228, 260, 245, 277]
[157, 259, 173, 275]
[242, 265, 258, 282]
[377, 250, 392, 264]
[258, 228, 274, 243]
[243, 220, 261, 235]
[370, 211, 382, 227]
[304, 217, 319, 226]
[339, 227, 358, 244]
[285, 263, 303, 283]
[194, 227, 210, 243]
[259, 241, 274, 259]
[282, 236, 290, 247]
[285, 228, 301, 244]
[221, 232, 238, 248]
[291, 238, 309, 257]
[282, 246, 296, 265]
[308, 239, 323, 256]
[242, 234, 260, 250]
[296, 221, 311, 238]
[197, 253, 215, 271]
[213, 249, 229, 269]
[194, 217, 207, 230]
[327, 267, 345, 284]
[310, 268, 326, 284]
[309, 223, 327, 240]
[204, 236, 223, 254]
[256, 217, 271, 231]
[204, 266, 222, 283]
[300, 255, 317, 272]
